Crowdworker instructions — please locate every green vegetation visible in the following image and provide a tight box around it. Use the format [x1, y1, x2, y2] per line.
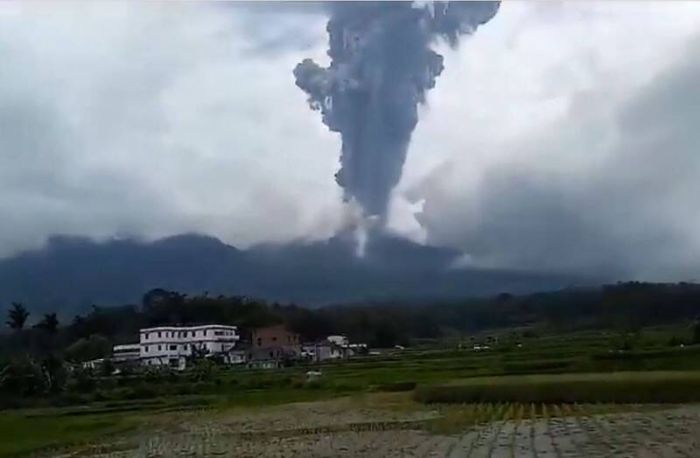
[1, 331, 700, 455]
[3, 282, 700, 455]
[4, 323, 700, 410]
[5, 281, 700, 367]
[0, 411, 141, 457]
[414, 371, 700, 404]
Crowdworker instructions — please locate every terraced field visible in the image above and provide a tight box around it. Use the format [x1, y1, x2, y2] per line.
[49, 398, 700, 457]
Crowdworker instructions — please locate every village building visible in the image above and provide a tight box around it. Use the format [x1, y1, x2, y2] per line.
[326, 335, 349, 347]
[301, 340, 344, 362]
[112, 344, 140, 363]
[139, 324, 240, 370]
[248, 324, 301, 368]
[109, 343, 141, 370]
[301, 335, 368, 362]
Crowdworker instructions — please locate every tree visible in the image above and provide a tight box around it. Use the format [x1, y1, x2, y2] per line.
[36, 313, 59, 334]
[693, 319, 700, 344]
[0, 356, 47, 397]
[41, 354, 67, 394]
[6, 302, 29, 331]
[64, 334, 111, 362]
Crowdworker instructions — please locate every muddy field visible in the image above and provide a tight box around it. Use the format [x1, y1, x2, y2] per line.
[52, 398, 700, 458]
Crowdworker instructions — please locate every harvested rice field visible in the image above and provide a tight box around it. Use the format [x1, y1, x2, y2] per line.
[46, 396, 700, 458]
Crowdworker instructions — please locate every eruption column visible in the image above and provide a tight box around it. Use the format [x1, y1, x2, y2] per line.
[294, 1, 500, 221]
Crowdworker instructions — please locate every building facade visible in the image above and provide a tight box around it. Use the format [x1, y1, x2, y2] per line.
[326, 335, 349, 347]
[139, 324, 240, 369]
[251, 324, 301, 355]
[248, 324, 301, 367]
[302, 335, 352, 362]
[112, 344, 141, 366]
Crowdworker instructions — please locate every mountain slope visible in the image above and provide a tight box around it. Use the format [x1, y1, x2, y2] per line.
[0, 233, 581, 314]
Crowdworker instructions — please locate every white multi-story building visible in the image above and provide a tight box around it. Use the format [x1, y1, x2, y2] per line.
[139, 325, 240, 369]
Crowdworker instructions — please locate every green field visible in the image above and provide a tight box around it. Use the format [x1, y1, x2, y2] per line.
[3, 326, 700, 456]
[414, 371, 700, 404]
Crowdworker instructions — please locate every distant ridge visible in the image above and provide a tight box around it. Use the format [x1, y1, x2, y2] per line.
[0, 233, 580, 315]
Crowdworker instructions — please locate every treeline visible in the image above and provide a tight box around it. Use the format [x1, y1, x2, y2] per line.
[3, 282, 700, 365]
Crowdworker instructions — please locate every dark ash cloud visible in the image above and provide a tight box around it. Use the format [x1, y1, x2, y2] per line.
[294, 1, 499, 220]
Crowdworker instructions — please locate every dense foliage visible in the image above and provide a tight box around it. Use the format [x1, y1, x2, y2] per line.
[3, 282, 700, 364]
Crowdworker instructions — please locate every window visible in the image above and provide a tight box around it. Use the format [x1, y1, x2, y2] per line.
[158, 345, 162, 351]
[170, 345, 177, 351]
[144, 346, 148, 353]
[256, 337, 262, 346]
[158, 331, 161, 338]
[214, 331, 223, 336]
[272, 336, 277, 342]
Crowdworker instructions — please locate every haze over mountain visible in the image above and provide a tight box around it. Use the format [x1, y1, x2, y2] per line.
[0, 233, 580, 315]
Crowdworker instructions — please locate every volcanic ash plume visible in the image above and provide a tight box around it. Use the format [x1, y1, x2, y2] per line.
[294, 1, 500, 221]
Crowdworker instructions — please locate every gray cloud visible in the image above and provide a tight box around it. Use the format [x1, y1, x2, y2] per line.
[1, 0, 700, 285]
[0, 2, 342, 257]
[415, 35, 700, 280]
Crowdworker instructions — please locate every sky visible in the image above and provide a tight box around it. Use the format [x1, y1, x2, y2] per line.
[1, 1, 700, 281]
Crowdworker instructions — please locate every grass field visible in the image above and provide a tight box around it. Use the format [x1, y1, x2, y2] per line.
[414, 371, 700, 404]
[3, 326, 700, 456]
[0, 411, 141, 457]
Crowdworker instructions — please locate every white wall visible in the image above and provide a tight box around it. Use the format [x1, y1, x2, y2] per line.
[139, 325, 239, 367]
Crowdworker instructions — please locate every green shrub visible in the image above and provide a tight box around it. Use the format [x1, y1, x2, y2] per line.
[304, 380, 323, 390]
[173, 384, 196, 395]
[125, 384, 158, 400]
[0, 356, 47, 397]
[501, 359, 573, 374]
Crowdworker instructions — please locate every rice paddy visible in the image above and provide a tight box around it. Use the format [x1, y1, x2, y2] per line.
[39, 397, 700, 457]
[5, 327, 700, 457]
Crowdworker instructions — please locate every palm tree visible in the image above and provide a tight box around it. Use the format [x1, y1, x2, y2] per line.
[36, 313, 59, 334]
[6, 302, 30, 330]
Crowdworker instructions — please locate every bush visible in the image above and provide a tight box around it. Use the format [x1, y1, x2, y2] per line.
[64, 335, 111, 363]
[304, 380, 323, 390]
[0, 356, 47, 397]
[125, 383, 158, 400]
[69, 367, 97, 392]
[174, 383, 196, 395]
